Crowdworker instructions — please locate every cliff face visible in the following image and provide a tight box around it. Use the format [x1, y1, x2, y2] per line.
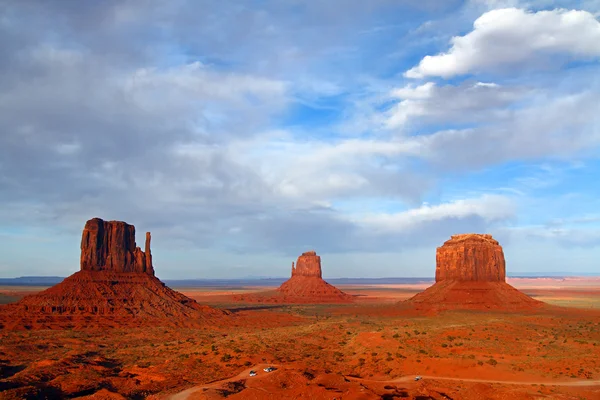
[80, 218, 154, 275]
[291, 250, 322, 278]
[435, 234, 506, 282]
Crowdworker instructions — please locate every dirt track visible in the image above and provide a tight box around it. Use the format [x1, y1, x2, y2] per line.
[353, 374, 600, 387]
[168, 364, 600, 399]
[168, 364, 279, 400]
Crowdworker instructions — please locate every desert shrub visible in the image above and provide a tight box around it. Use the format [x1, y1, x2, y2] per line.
[486, 358, 498, 366]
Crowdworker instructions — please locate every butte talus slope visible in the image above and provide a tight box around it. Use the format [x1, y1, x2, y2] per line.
[0, 218, 225, 329]
[407, 234, 543, 311]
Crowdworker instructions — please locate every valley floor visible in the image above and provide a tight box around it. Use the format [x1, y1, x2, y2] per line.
[1, 283, 599, 399]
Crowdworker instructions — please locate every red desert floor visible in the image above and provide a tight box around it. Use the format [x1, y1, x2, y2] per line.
[1, 279, 599, 399]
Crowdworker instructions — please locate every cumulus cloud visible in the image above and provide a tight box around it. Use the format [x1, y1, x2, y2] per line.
[410, 89, 600, 168]
[355, 194, 515, 233]
[505, 225, 600, 247]
[1, 0, 600, 277]
[385, 81, 523, 128]
[406, 8, 600, 78]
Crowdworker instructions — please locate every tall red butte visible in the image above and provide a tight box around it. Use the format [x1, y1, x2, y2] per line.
[408, 234, 543, 311]
[277, 251, 352, 302]
[0, 218, 225, 330]
[235, 251, 353, 303]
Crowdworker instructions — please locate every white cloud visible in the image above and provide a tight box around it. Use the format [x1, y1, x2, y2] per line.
[231, 136, 429, 203]
[406, 8, 600, 78]
[127, 62, 288, 105]
[385, 81, 522, 129]
[354, 194, 515, 233]
[505, 225, 600, 247]
[400, 88, 600, 168]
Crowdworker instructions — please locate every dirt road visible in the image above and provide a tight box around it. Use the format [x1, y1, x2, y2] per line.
[168, 364, 280, 400]
[168, 364, 600, 399]
[347, 374, 600, 387]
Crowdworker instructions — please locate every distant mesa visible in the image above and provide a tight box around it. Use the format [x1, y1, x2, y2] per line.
[407, 234, 543, 311]
[236, 250, 353, 304]
[0, 217, 225, 330]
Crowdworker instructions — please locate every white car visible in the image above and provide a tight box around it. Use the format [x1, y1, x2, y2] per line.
[263, 367, 276, 372]
[249, 370, 257, 377]
[415, 376, 422, 381]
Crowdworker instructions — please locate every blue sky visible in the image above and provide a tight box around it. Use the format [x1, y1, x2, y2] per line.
[1, 0, 599, 279]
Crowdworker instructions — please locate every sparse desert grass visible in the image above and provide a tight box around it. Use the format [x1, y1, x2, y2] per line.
[1, 284, 600, 398]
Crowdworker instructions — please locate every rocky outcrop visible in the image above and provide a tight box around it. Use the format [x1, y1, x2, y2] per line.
[235, 251, 353, 304]
[435, 234, 505, 282]
[0, 217, 226, 329]
[406, 234, 543, 312]
[80, 218, 154, 274]
[291, 251, 322, 278]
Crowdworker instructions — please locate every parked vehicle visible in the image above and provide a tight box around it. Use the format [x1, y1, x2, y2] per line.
[249, 370, 257, 377]
[263, 367, 276, 372]
[415, 376, 422, 381]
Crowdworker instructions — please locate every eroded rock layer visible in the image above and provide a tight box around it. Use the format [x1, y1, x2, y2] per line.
[408, 281, 543, 311]
[80, 217, 154, 275]
[291, 251, 322, 278]
[436, 234, 505, 282]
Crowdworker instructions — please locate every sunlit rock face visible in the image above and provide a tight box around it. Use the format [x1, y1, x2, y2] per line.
[291, 250, 322, 278]
[435, 234, 506, 283]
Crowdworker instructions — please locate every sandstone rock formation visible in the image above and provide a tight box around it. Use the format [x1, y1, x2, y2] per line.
[0, 218, 225, 329]
[407, 233, 543, 311]
[235, 251, 353, 304]
[435, 234, 505, 282]
[291, 251, 322, 278]
[80, 218, 154, 275]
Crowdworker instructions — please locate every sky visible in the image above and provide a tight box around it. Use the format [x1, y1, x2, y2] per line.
[1, 0, 599, 279]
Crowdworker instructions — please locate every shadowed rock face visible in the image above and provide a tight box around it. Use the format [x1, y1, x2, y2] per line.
[291, 251, 322, 278]
[435, 234, 505, 282]
[80, 218, 154, 275]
